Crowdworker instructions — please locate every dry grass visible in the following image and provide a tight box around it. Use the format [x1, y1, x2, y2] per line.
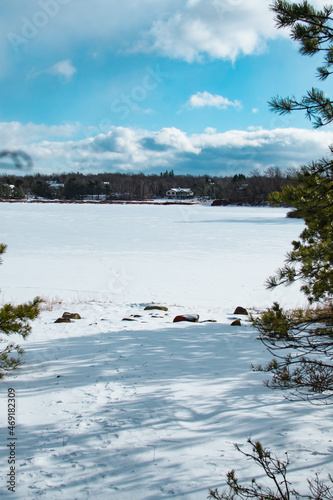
[39, 296, 64, 311]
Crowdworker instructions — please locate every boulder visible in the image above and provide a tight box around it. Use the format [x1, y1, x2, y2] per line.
[173, 314, 199, 323]
[233, 306, 248, 315]
[122, 318, 136, 321]
[211, 199, 228, 206]
[54, 317, 71, 323]
[231, 319, 241, 326]
[144, 305, 168, 311]
[62, 312, 81, 319]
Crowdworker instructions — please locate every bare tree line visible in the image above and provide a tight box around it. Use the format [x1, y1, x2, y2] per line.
[0, 168, 296, 205]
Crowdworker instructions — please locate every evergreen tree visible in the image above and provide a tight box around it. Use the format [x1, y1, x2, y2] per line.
[210, 2, 333, 497]
[269, 0, 333, 127]
[267, 155, 332, 303]
[253, 1, 333, 403]
[0, 244, 41, 379]
[12, 185, 25, 199]
[251, 151, 333, 403]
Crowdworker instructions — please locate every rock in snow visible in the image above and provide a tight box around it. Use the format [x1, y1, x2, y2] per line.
[233, 306, 248, 315]
[62, 312, 81, 319]
[54, 317, 71, 323]
[173, 314, 199, 323]
[144, 305, 168, 311]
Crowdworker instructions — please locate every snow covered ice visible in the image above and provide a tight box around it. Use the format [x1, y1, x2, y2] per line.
[0, 203, 332, 499]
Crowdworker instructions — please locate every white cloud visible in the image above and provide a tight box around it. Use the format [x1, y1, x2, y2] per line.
[47, 59, 77, 81]
[0, 121, 331, 175]
[28, 59, 77, 82]
[4, 0, 330, 66]
[187, 91, 242, 110]
[3, 0, 288, 64]
[130, 104, 155, 115]
[252, 108, 259, 114]
[134, 0, 278, 62]
[153, 127, 201, 154]
[0, 121, 80, 149]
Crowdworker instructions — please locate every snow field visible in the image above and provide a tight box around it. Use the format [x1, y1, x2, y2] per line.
[0, 203, 332, 499]
[0, 203, 306, 309]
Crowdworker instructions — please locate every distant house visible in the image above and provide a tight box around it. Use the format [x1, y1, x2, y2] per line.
[47, 181, 64, 189]
[166, 188, 194, 199]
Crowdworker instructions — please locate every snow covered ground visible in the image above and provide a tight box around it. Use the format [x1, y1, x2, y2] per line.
[0, 203, 332, 499]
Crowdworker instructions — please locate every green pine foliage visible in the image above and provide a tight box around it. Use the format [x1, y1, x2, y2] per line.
[252, 302, 333, 402]
[269, 0, 333, 127]
[208, 439, 333, 500]
[209, 2, 333, 497]
[0, 243, 7, 263]
[267, 154, 333, 303]
[0, 244, 41, 379]
[253, 0, 333, 404]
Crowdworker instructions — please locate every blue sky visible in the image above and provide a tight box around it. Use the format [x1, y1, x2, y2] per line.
[0, 0, 332, 175]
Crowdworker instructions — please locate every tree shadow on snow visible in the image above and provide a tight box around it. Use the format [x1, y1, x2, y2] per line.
[3, 321, 332, 499]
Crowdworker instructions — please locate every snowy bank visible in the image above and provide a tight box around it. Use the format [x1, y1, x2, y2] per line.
[1, 204, 331, 499]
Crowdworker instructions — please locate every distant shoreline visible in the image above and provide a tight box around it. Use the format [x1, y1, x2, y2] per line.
[0, 199, 203, 206]
[0, 199, 271, 207]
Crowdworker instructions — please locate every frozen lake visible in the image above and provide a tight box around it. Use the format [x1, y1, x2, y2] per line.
[0, 202, 305, 309]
